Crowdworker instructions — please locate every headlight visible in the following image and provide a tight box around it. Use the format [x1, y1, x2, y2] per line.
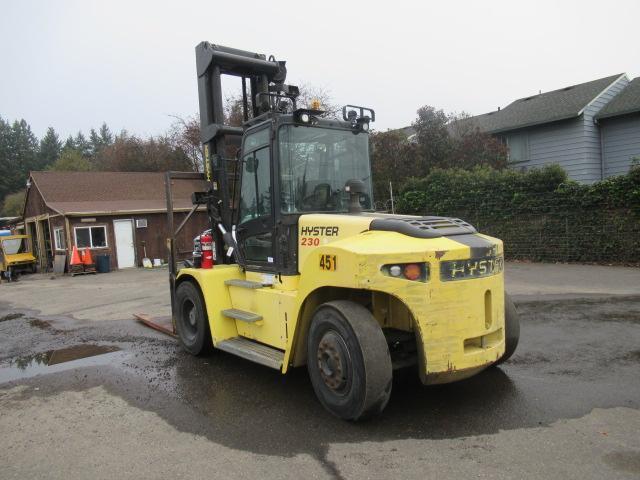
[381, 262, 429, 282]
[299, 112, 310, 123]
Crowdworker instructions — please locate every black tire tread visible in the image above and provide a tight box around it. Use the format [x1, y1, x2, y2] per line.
[307, 300, 392, 420]
[496, 293, 520, 365]
[175, 280, 212, 356]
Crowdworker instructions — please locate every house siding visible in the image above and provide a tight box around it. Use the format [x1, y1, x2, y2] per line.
[502, 75, 630, 183]
[582, 75, 629, 182]
[66, 211, 208, 271]
[23, 184, 57, 219]
[503, 117, 591, 181]
[600, 113, 640, 177]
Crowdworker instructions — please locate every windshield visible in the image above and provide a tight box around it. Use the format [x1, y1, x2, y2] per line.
[2, 238, 27, 255]
[278, 125, 373, 213]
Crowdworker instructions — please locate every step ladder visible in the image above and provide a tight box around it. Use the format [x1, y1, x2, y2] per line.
[216, 337, 284, 370]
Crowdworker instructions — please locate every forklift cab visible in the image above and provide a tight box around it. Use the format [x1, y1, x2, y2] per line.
[235, 112, 374, 274]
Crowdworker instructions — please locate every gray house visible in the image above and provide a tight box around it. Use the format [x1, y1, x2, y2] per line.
[463, 73, 640, 183]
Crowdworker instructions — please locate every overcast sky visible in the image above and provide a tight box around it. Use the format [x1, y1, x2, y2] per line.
[1, 0, 638, 140]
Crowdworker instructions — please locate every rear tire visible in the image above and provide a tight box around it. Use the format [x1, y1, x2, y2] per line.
[175, 281, 212, 356]
[307, 300, 392, 421]
[495, 293, 520, 365]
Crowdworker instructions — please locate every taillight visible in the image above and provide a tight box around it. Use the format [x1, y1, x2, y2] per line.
[381, 262, 429, 282]
[403, 263, 421, 281]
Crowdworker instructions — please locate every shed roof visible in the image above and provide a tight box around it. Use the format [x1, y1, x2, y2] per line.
[595, 77, 640, 120]
[29, 171, 207, 215]
[464, 74, 625, 134]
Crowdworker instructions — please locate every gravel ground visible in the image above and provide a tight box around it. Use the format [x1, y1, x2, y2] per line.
[0, 265, 639, 479]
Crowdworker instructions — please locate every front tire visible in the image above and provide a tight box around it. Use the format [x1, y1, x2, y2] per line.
[307, 300, 392, 421]
[175, 281, 212, 356]
[496, 293, 520, 365]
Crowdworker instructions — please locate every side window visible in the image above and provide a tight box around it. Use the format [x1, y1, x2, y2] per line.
[244, 231, 273, 263]
[244, 128, 269, 151]
[239, 147, 272, 224]
[507, 133, 529, 163]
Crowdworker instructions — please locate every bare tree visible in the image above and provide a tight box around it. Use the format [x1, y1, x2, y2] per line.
[295, 82, 340, 118]
[168, 115, 203, 172]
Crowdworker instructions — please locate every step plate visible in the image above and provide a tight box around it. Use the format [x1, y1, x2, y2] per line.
[224, 279, 266, 289]
[222, 308, 263, 323]
[216, 337, 284, 370]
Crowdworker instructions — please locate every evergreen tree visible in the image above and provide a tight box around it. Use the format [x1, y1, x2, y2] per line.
[63, 135, 76, 151]
[89, 128, 101, 155]
[38, 127, 62, 169]
[89, 122, 114, 158]
[74, 131, 91, 158]
[0, 116, 12, 202]
[99, 122, 113, 145]
[0, 118, 39, 204]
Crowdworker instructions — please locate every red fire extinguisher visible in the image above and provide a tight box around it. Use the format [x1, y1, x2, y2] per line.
[200, 232, 214, 269]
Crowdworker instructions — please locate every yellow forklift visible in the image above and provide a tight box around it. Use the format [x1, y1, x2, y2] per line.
[164, 42, 519, 420]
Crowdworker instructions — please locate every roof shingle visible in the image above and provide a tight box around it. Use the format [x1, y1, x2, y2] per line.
[464, 74, 625, 133]
[30, 171, 207, 215]
[595, 77, 640, 120]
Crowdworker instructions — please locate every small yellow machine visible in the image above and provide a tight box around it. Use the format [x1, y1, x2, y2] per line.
[166, 43, 520, 420]
[0, 234, 36, 281]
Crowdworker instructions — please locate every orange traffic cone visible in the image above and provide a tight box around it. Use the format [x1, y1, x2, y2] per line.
[81, 248, 97, 274]
[70, 246, 82, 265]
[81, 248, 93, 265]
[70, 246, 84, 275]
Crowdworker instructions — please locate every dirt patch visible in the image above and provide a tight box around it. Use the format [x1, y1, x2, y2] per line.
[28, 319, 51, 330]
[614, 350, 640, 364]
[602, 450, 640, 475]
[600, 311, 640, 323]
[0, 313, 24, 322]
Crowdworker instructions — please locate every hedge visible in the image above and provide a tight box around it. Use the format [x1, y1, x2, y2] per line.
[395, 164, 640, 264]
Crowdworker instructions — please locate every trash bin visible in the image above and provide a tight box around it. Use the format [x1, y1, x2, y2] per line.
[96, 254, 110, 273]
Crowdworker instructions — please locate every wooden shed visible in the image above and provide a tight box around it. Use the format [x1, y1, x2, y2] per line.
[23, 171, 209, 271]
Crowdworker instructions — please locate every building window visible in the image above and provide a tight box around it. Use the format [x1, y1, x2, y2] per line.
[74, 226, 108, 248]
[54, 227, 66, 251]
[507, 133, 529, 163]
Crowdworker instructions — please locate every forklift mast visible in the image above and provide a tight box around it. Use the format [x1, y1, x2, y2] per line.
[194, 42, 298, 263]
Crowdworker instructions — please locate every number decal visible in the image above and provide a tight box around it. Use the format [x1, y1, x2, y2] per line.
[301, 237, 320, 246]
[319, 254, 337, 271]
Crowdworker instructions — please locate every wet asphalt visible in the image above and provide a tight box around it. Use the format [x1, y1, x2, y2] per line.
[0, 295, 639, 477]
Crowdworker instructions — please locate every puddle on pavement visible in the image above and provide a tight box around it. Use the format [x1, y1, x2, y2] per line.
[0, 344, 121, 383]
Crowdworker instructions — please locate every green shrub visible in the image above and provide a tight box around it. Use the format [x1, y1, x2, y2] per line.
[396, 165, 640, 263]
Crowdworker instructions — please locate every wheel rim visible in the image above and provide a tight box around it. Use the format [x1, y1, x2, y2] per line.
[181, 299, 198, 341]
[316, 330, 351, 394]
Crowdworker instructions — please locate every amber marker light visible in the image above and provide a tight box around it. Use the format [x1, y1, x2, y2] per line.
[403, 263, 422, 281]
